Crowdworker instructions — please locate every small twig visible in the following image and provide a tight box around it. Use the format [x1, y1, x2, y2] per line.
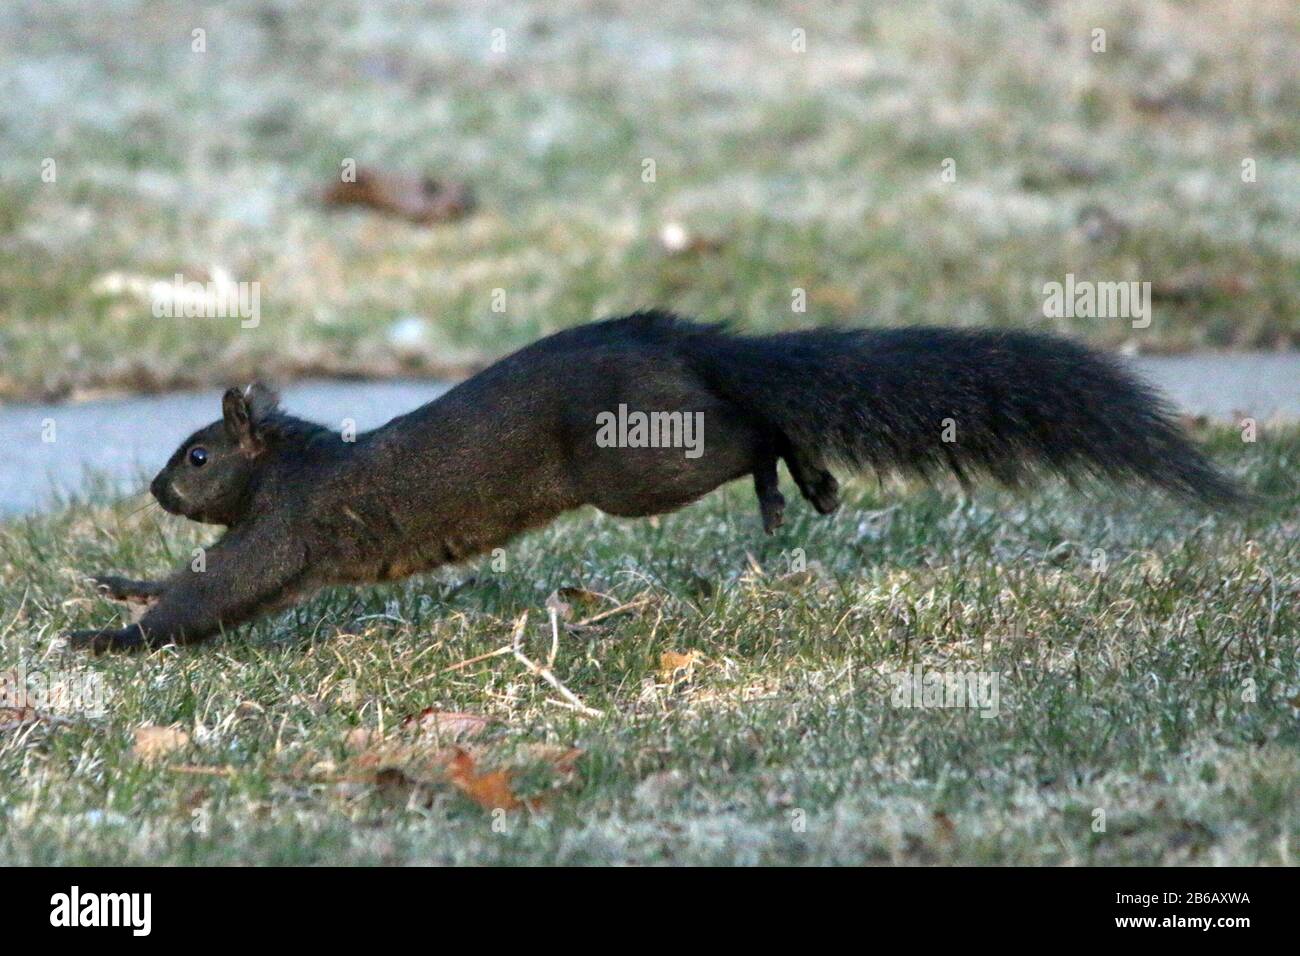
[510, 612, 603, 718]
[547, 606, 560, 668]
[573, 596, 652, 628]
[168, 764, 236, 778]
[438, 644, 514, 674]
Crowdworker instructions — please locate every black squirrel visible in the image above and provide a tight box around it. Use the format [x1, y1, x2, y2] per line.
[68, 311, 1242, 653]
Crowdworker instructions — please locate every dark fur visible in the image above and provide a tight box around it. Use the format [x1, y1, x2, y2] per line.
[68, 311, 1242, 652]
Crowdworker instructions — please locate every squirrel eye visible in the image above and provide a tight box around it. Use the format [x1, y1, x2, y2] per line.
[188, 446, 209, 467]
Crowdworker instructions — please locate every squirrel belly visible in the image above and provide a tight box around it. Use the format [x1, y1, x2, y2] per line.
[67, 311, 1243, 653]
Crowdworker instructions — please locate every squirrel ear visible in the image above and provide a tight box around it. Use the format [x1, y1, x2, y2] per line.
[222, 387, 262, 455]
[243, 382, 281, 421]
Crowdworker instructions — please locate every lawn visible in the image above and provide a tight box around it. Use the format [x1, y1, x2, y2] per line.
[0, 425, 1295, 865]
[2, 0, 1299, 401]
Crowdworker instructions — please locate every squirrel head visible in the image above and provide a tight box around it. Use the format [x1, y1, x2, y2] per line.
[150, 383, 286, 525]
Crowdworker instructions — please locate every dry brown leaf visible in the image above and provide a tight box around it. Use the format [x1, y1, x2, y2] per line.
[932, 811, 957, 845]
[402, 709, 493, 741]
[0, 705, 41, 730]
[546, 586, 603, 621]
[351, 742, 454, 773]
[344, 727, 379, 752]
[517, 743, 585, 775]
[659, 650, 700, 682]
[344, 735, 582, 811]
[447, 747, 522, 811]
[344, 723, 467, 778]
[321, 169, 475, 224]
[133, 725, 190, 763]
[557, 587, 604, 607]
[545, 590, 574, 620]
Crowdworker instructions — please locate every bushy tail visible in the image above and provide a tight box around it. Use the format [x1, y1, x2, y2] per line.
[686, 321, 1243, 507]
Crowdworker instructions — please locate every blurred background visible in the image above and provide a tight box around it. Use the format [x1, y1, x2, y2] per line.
[1, 0, 1297, 403]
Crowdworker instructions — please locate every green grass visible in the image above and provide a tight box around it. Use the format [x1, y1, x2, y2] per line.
[1, 425, 1295, 864]
[2, 0, 1299, 400]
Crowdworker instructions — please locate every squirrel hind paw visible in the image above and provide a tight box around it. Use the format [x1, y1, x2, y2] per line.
[758, 491, 786, 535]
[801, 473, 841, 515]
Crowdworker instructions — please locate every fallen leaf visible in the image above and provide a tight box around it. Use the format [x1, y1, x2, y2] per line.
[344, 724, 462, 777]
[545, 587, 607, 621]
[0, 705, 40, 730]
[517, 744, 585, 775]
[402, 709, 493, 741]
[557, 586, 604, 607]
[659, 651, 700, 682]
[133, 725, 190, 763]
[447, 747, 522, 811]
[545, 590, 574, 621]
[344, 727, 379, 752]
[321, 169, 475, 225]
[933, 811, 957, 844]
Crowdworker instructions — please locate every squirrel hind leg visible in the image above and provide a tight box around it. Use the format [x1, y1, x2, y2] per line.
[785, 449, 840, 515]
[752, 455, 786, 534]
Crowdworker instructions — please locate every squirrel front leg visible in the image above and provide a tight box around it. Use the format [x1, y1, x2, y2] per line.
[68, 529, 307, 654]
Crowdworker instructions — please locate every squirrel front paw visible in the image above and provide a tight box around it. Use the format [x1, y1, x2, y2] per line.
[90, 575, 163, 605]
[66, 626, 147, 654]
